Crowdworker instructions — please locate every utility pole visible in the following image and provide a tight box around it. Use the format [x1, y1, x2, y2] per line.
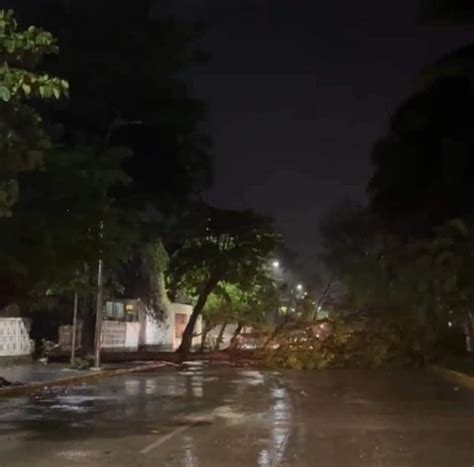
[70, 292, 78, 366]
[92, 119, 142, 369]
[92, 254, 104, 369]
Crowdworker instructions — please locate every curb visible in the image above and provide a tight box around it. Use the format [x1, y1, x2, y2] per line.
[432, 365, 474, 390]
[0, 362, 169, 399]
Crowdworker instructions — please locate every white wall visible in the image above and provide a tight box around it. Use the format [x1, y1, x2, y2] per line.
[59, 321, 139, 350]
[101, 321, 139, 350]
[142, 311, 171, 347]
[57, 302, 202, 352]
[124, 322, 140, 349]
[0, 318, 33, 357]
[58, 324, 82, 350]
[101, 321, 126, 348]
[140, 303, 202, 350]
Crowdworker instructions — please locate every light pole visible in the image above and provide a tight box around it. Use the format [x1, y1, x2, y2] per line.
[270, 260, 284, 320]
[92, 118, 143, 369]
[70, 292, 78, 366]
[92, 240, 104, 369]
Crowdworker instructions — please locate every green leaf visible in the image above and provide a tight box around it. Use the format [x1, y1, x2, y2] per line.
[5, 39, 14, 53]
[52, 87, 60, 99]
[0, 85, 11, 101]
[21, 83, 31, 95]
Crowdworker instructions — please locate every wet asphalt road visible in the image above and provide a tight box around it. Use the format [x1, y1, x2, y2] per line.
[0, 365, 473, 466]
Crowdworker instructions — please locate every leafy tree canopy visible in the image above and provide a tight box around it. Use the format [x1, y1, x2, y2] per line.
[0, 9, 68, 217]
[14, 0, 213, 223]
[368, 73, 474, 236]
[170, 205, 281, 353]
[0, 144, 136, 307]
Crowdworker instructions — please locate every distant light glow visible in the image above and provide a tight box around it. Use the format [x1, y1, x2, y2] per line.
[296, 284, 303, 291]
[272, 260, 280, 268]
[448, 321, 453, 328]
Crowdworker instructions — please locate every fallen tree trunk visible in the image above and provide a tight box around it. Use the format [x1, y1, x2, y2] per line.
[177, 275, 218, 355]
[200, 322, 216, 352]
[50, 349, 265, 365]
[229, 322, 244, 350]
[214, 321, 228, 351]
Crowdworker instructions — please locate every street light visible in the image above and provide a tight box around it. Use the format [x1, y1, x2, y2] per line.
[272, 260, 280, 269]
[93, 118, 143, 370]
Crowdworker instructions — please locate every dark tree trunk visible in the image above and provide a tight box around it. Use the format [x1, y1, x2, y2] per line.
[177, 275, 218, 355]
[214, 321, 228, 351]
[229, 322, 244, 350]
[200, 322, 215, 352]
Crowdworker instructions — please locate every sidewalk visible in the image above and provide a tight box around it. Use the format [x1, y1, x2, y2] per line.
[0, 360, 171, 399]
[433, 365, 474, 390]
[0, 362, 91, 385]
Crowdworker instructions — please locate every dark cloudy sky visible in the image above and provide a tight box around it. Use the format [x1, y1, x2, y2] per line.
[158, 0, 473, 269]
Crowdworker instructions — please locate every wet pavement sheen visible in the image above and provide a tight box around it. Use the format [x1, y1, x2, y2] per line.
[0, 365, 473, 466]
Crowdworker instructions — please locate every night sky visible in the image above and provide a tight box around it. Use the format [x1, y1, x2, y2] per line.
[162, 1, 472, 272]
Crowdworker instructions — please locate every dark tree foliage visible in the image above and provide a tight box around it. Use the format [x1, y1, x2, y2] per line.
[13, 0, 213, 218]
[370, 2, 474, 237]
[0, 8, 68, 216]
[1, 0, 214, 305]
[368, 74, 474, 236]
[0, 146, 136, 307]
[420, 0, 474, 24]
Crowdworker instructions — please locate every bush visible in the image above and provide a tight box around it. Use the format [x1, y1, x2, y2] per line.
[71, 355, 94, 370]
[344, 314, 435, 368]
[38, 339, 58, 360]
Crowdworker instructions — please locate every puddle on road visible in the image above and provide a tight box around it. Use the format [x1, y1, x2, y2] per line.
[181, 361, 206, 367]
[213, 405, 246, 422]
[56, 449, 100, 461]
[48, 404, 90, 413]
[56, 395, 113, 404]
[1, 368, 296, 466]
[237, 370, 266, 386]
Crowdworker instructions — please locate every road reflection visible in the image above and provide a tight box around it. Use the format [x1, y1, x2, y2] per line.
[258, 385, 291, 466]
[0, 365, 293, 465]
